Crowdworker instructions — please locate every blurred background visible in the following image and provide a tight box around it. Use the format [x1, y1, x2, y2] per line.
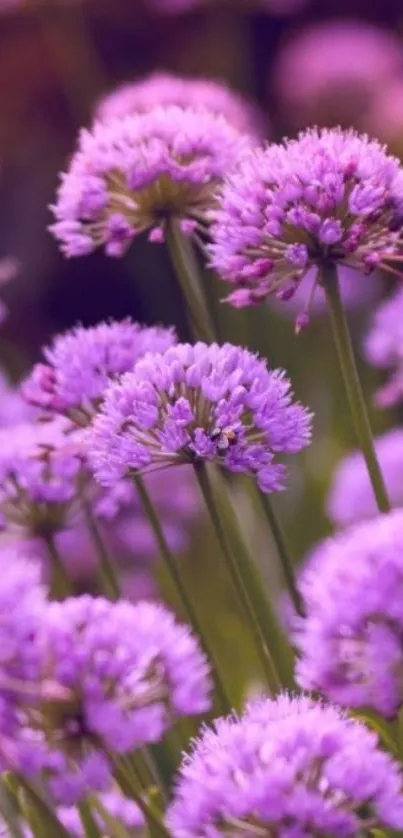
[1, 0, 403, 698]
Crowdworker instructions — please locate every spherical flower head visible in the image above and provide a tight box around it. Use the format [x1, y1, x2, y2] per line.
[33, 595, 211, 802]
[210, 127, 403, 324]
[95, 72, 263, 137]
[167, 693, 403, 837]
[0, 548, 47, 746]
[0, 417, 84, 535]
[365, 286, 403, 407]
[87, 342, 312, 494]
[273, 22, 403, 130]
[293, 510, 403, 718]
[327, 428, 403, 527]
[22, 320, 177, 426]
[50, 107, 251, 257]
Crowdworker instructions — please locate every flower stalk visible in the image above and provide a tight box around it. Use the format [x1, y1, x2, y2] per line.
[165, 219, 215, 343]
[323, 263, 390, 514]
[81, 496, 120, 600]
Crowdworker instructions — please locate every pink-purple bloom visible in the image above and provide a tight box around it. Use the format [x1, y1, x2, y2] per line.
[293, 510, 403, 718]
[87, 342, 312, 494]
[167, 693, 403, 837]
[50, 107, 251, 256]
[273, 22, 403, 130]
[21, 595, 211, 803]
[365, 285, 403, 407]
[327, 428, 403, 527]
[0, 417, 84, 535]
[23, 320, 177, 426]
[210, 127, 403, 325]
[96, 72, 263, 137]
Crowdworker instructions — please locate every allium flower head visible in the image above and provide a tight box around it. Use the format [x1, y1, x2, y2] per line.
[0, 548, 47, 751]
[210, 127, 403, 326]
[167, 693, 403, 837]
[294, 510, 403, 717]
[0, 417, 84, 535]
[50, 107, 250, 256]
[96, 72, 263, 137]
[22, 320, 176, 426]
[31, 595, 211, 802]
[327, 428, 403, 527]
[87, 342, 312, 494]
[365, 286, 403, 407]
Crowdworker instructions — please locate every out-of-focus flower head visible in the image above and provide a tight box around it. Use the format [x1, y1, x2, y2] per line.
[50, 107, 251, 256]
[0, 417, 84, 535]
[96, 72, 264, 137]
[22, 320, 177, 426]
[25, 595, 211, 803]
[167, 693, 403, 837]
[273, 21, 403, 131]
[365, 285, 403, 407]
[0, 257, 19, 324]
[87, 342, 312, 494]
[294, 510, 403, 718]
[210, 127, 403, 328]
[0, 370, 32, 426]
[365, 79, 403, 158]
[58, 788, 145, 836]
[327, 428, 403, 527]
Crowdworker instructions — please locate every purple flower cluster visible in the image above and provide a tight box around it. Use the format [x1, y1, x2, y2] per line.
[50, 107, 250, 256]
[210, 127, 403, 322]
[294, 510, 403, 717]
[8, 593, 210, 803]
[23, 320, 176, 425]
[327, 428, 403, 527]
[167, 693, 403, 837]
[87, 342, 312, 494]
[365, 286, 403, 407]
[96, 72, 263, 136]
[0, 417, 84, 535]
[0, 548, 46, 755]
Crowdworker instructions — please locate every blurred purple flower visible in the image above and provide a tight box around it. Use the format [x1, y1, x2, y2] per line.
[0, 257, 19, 324]
[23, 320, 177, 426]
[365, 285, 403, 407]
[58, 789, 144, 835]
[327, 428, 403, 527]
[294, 510, 403, 718]
[33, 595, 211, 802]
[96, 72, 264, 137]
[167, 693, 403, 837]
[0, 370, 32, 426]
[87, 342, 312, 494]
[210, 127, 403, 325]
[365, 79, 403, 157]
[0, 417, 84, 535]
[50, 107, 251, 256]
[273, 21, 403, 130]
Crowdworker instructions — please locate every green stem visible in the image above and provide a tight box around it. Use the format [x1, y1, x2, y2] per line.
[0, 776, 25, 838]
[322, 264, 390, 514]
[194, 463, 282, 692]
[79, 800, 104, 838]
[135, 475, 232, 716]
[43, 532, 73, 600]
[165, 219, 215, 343]
[258, 492, 304, 617]
[17, 776, 71, 838]
[81, 497, 120, 600]
[113, 758, 170, 838]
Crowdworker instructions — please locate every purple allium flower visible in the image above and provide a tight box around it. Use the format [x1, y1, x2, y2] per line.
[96, 72, 263, 137]
[58, 789, 144, 836]
[32, 595, 211, 802]
[22, 320, 177, 426]
[210, 127, 403, 324]
[167, 693, 403, 837]
[293, 510, 403, 718]
[0, 548, 46, 749]
[50, 108, 251, 256]
[0, 417, 84, 535]
[327, 428, 403, 527]
[365, 286, 403, 407]
[87, 342, 312, 494]
[273, 22, 403, 131]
